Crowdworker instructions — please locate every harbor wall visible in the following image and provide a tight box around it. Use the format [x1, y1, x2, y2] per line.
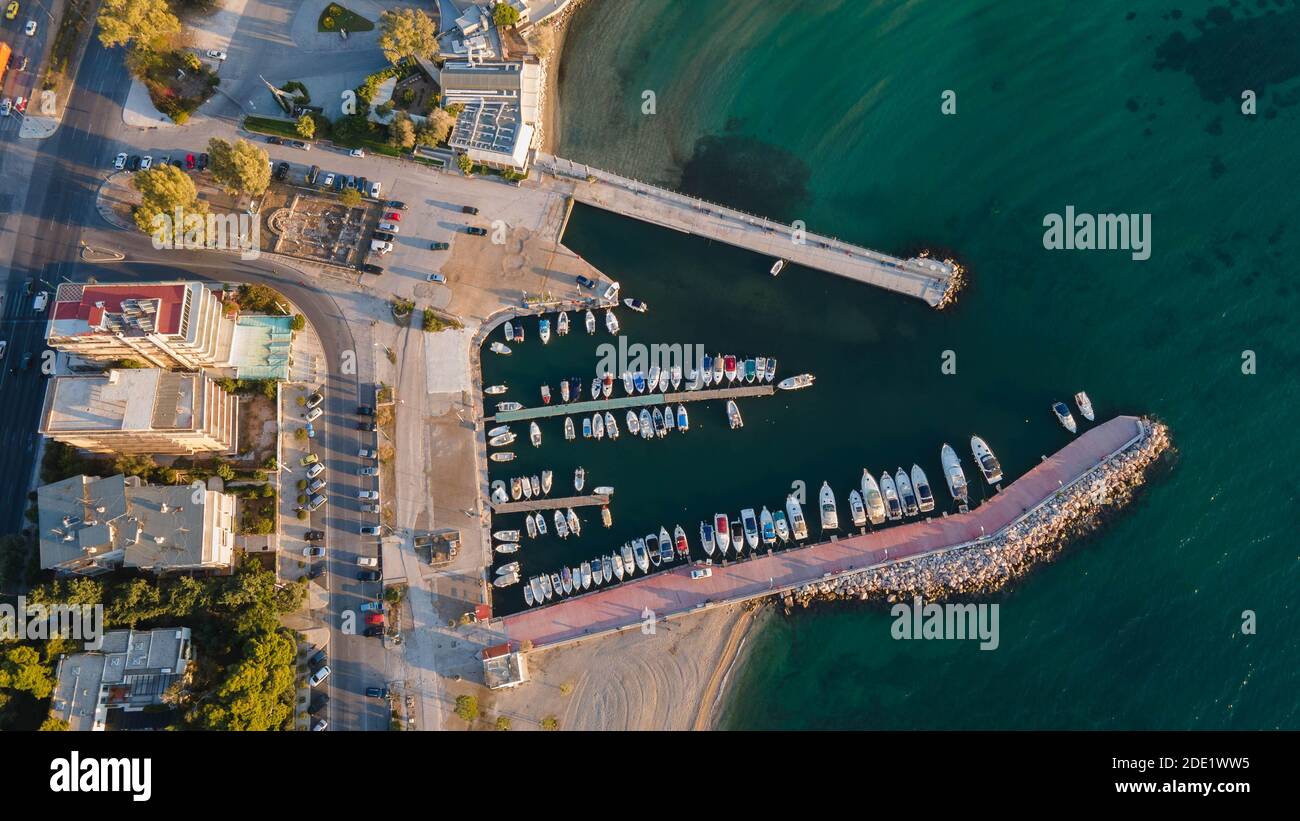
[497, 415, 1170, 652]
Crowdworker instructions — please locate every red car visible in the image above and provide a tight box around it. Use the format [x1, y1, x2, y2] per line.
[365, 613, 385, 626]
[383, 212, 402, 222]
[185, 153, 196, 169]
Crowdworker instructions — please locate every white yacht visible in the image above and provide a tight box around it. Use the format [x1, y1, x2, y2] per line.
[529, 421, 541, 448]
[818, 481, 838, 531]
[895, 468, 919, 517]
[879, 471, 903, 521]
[585, 310, 596, 334]
[848, 490, 867, 527]
[1075, 391, 1095, 421]
[971, 435, 1003, 484]
[860, 470, 887, 525]
[1052, 401, 1078, 434]
[940, 444, 969, 504]
[777, 373, 815, 391]
[785, 495, 809, 540]
[911, 464, 935, 512]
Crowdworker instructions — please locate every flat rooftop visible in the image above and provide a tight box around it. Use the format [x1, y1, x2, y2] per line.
[49, 282, 191, 338]
[42, 370, 196, 433]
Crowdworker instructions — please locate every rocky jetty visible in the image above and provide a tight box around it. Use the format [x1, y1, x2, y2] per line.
[784, 419, 1172, 610]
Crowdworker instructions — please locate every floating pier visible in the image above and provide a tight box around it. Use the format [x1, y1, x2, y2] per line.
[491, 493, 611, 514]
[488, 384, 774, 423]
[535, 152, 956, 307]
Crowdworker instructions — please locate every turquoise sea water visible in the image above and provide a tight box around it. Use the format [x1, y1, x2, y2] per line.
[538, 0, 1300, 729]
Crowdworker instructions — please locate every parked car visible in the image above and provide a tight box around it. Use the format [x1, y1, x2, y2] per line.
[273, 161, 290, 181]
[307, 477, 327, 494]
[304, 406, 323, 422]
[305, 391, 324, 409]
[357, 405, 375, 416]
[307, 493, 326, 511]
[377, 222, 399, 233]
[344, 175, 356, 189]
[349, 148, 365, 158]
[308, 649, 327, 668]
[266, 136, 283, 145]
[0, 99, 11, 117]
[358, 570, 381, 582]
[358, 467, 378, 476]
[308, 666, 331, 687]
[369, 241, 392, 255]
[429, 241, 449, 250]
[360, 263, 383, 275]
[305, 422, 316, 438]
[128, 155, 141, 171]
[24, 20, 36, 36]
[304, 530, 325, 541]
[332, 174, 345, 192]
[305, 462, 325, 479]
[690, 567, 713, 580]
[462, 205, 479, 215]
[371, 231, 395, 243]
[364, 613, 384, 626]
[185, 153, 196, 169]
[357, 177, 368, 196]
[358, 448, 377, 458]
[205, 49, 227, 61]
[32, 291, 48, 312]
[360, 525, 381, 535]
[383, 200, 406, 210]
[426, 273, 446, 284]
[300, 453, 319, 467]
[198, 152, 209, 170]
[288, 140, 310, 150]
[4, 3, 17, 21]
[364, 625, 383, 638]
[466, 226, 487, 236]
[383, 212, 402, 222]
[113, 152, 128, 170]
[365, 687, 388, 699]
[368, 181, 382, 198]
[311, 719, 328, 731]
[307, 164, 320, 184]
[303, 546, 324, 558]
[357, 490, 378, 500]
[357, 421, 377, 431]
[321, 172, 335, 188]
[576, 274, 596, 289]
[140, 156, 153, 170]
[308, 695, 330, 714]
[362, 503, 380, 513]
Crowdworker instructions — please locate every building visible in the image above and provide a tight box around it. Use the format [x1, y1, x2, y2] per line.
[37, 474, 236, 575]
[49, 628, 193, 731]
[45, 281, 236, 370]
[482, 642, 529, 690]
[39, 368, 239, 455]
[439, 59, 542, 171]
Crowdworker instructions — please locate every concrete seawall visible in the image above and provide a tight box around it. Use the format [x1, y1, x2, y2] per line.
[498, 415, 1160, 650]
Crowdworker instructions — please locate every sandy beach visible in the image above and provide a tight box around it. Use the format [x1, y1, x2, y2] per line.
[537, 0, 582, 154]
[481, 601, 768, 731]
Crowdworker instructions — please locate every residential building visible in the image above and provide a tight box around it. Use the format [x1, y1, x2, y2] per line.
[49, 628, 193, 731]
[39, 368, 239, 455]
[45, 281, 236, 370]
[37, 474, 236, 575]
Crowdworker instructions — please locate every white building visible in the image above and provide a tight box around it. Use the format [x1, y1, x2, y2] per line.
[50, 628, 193, 731]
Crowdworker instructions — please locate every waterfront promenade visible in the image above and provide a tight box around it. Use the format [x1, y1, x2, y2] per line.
[534, 152, 956, 307]
[490, 384, 774, 422]
[498, 415, 1145, 649]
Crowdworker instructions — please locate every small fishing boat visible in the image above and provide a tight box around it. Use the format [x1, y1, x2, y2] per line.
[530, 475, 540, 497]
[724, 355, 737, 383]
[1075, 391, 1095, 421]
[726, 400, 744, 429]
[495, 542, 519, 554]
[534, 511, 547, 535]
[508, 477, 522, 502]
[621, 543, 636, 575]
[503, 320, 514, 341]
[542, 470, 553, 494]
[539, 318, 551, 345]
[530, 421, 542, 447]
[494, 529, 520, 542]
[590, 561, 603, 587]
[601, 505, 612, 528]
[674, 524, 690, 559]
[658, 527, 674, 564]
[647, 532, 661, 567]
[663, 405, 675, 432]
[554, 510, 570, 539]
[514, 324, 524, 343]
[895, 468, 919, 517]
[592, 413, 604, 440]
[1053, 401, 1078, 434]
[593, 485, 614, 495]
[496, 401, 522, 412]
[540, 384, 551, 405]
[582, 417, 592, 438]
[712, 353, 725, 384]
[585, 309, 596, 334]
[604, 411, 619, 439]
[560, 379, 570, 403]
[686, 368, 699, 389]
[626, 410, 641, 436]
[488, 424, 511, 439]
[777, 373, 815, 391]
[860, 470, 887, 525]
[580, 561, 592, 590]
[572, 377, 583, 400]
[566, 508, 581, 537]
[540, 575, 553, 601]
[652, 407, 667, 437]
[819, 482, 839, 530]
[490, 452, 516, 462]
[602, 372, 614, 398]
[612, 552, 625, 580]
[523, 581, 535, 607]
[623, 297, 648, 313]
[491, 480, 509, 504]
[622, 371, 634, 395]
[574, 466, 585, 492]
[647, 365, 661, 393]
[525, 514, 537, 539]
[591, 376, 601, 399]
[702, 354, 714, 386]
[700, 521, 716, 556]
[741, 509, 760, 550]
[730, 518, 745, 552]
[632, 540, 649, 574]
[785, 496, 808, 539]
[848, 490, 868, 527]
[941, 444, 969, 504]
[744, 358, 757, 383]
[911, 464, 935, 512]
[714, 514, 731, 554]
[770, 258, 786, 276]
[755, 357, 767, 383]
[670, 365, 682, 390]
[880, 471, 902, 520]
[564, 416, 575, 440]
[530, 576, 545, 604]
[485, 384, 508, 395]
[971, 435, 1004, 484]
[773, 510, 790, 543]
[497, 561, 521, 577]
[759, 507, 776, 546]
[605, 310, 620, 334]
[557, 311, 570, 336]
[489, 341, 511, 355]
[766, 358, 777, 383]
[489, 432, 516, 447]
[602, 556, 613, 584]
[521, 476, 532, 500]
[493, 572, 520, 588]
[676, 404, 689, 431]
[639, 409, 653, 439]
[550, 573, 563, 597]
[633, 370, 646, 393]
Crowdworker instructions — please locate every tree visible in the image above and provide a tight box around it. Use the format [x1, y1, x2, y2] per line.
[113, 453, 157, 479]
[457, 154, 474, 175]
[541, 715, 559, 731]
[454, 694, 478, 723]
[132, 165, 205, 237]
[417, 108, 456, 147]
[290, 314, 306, 332]
[215, 462, 236, 482]
[495, 716, 511, 731]
[98, 0, 181, 51]
[0, 646, 55, 699]
[207, 138, 271, 197]
[378, 8, 438, 64]
[295, 114, 316, 140]
[493, 3, 521, 29]
[388, 114, 415, 150]
[340, 188, 362, 208]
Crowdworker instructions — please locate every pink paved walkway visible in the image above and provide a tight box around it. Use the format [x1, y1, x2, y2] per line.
[501, 416, 1144, 649]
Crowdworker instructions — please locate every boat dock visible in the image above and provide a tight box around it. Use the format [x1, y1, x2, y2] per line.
[488, 384, 775, 423]
[535, 152, 957, 307]
[491, 494, 611, 514]
[496, 416, 1149, 650]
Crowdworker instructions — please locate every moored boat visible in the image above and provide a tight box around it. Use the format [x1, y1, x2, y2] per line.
[940, 443, 969, 504]
[702, 354, 714, 386]
[529, 421, 541, 447]
[971, 435, 1003, 484]
[621, 543, 636, 575]
[633, 538, 649, 573]
[626, 410, 640, 436]
[670, 365, 682, 390]
[612, 552, 625, 580]
[895, 468, 919, 517]
[677, 404, 689, 431]
[580, 561, 592, 590]
[1053, 401, 1078, 434]
[530, 576, 545, 603]
[495, 542, 519, 554]
[730, 518, 745, 552]
[485, 384, 508, 395]
[493, 529, 520, 542]
[1075, 391, 1095, 421]
[525, 514, 537, 539]
[585, 309, 596, 334]
[592, 413, 604, 440]
[755, 357, 767, 383]
[494, 572, 520, 588]
[724, 355, 737, 383]
[593, 485, 614, 495]
[489, 341, 511, 355]
[574, 466, 585, 491]
[663, 405, 675, 432]
[550, 573, 563, 597]
[601, 505, 612, 528]
[488, 423, 510, 438]
[785, 495, 809, 540]
[554, 510, 569, 539]
[759, 507, 776, 545]
[741, 509, 759, 550]
[557, 311, 570, 336]
[818, 482, 839, 530]
[582, 417, 592, 438]
[530, 475, 540, 497]
[590, 560, 603, 587]
[513, 324, 524, 343]
[777, 373, 815, 391]
[623, 297, 648, 313]
[674, 524, 690, 559]
[712, 353, 724, 384]
[633, 370, 646, 393]
[848, 490, 867, 527]
[591, 377, 601, 399]
[860, 470, 887, 525]
[773, 510, 790, 543]
[540, 575, 553, 601]
[560, 567, 573, 594]
[647, 532, 661, 567]
[503, 320, 514, 341]
[639, 409, 653, 439]
[602, 372, 614, 398]
[700, 521, 716, 556]
[523, 581, 535, 606]
[602, 556, 613, 584]
[911, 464, 935, 512]
[560, 379, 570, 403]
[622, 371, 634, 394]
[566, 507, 581, 537]
[770, 258, 786, 276]
[564, 416, 575, 440]
[540, 384, 551, 404]
[657, 527, 674, 564]
[605, 310, 620, 334]
[726, 400, 744, 429]
[766, 358, 777, 383]
[489, 452, 516, 462]
[539, 318, 551, 344]
[714, 514, 731, 554]
[521, 476, 532, 500]
[647, 365, 661, 393]
[492, 480, 509, 504]
[542, 469, 552, 494]
[744, 358, 757, 383]
[652, 407, 667, 437]
[496, 401, 522, 412]
[534, 511, 546, 535]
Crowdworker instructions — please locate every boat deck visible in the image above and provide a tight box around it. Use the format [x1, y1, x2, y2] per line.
[497, 416, 1145, 650]
[488, 384, 775, 423]
[491, 493, 611, 514]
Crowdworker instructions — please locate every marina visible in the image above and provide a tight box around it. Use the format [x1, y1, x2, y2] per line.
[487, 384, 775, 423]
[495, 416, 1155, 649]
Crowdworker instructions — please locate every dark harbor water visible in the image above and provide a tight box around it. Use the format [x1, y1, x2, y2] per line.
[502, 0, 1300, 729]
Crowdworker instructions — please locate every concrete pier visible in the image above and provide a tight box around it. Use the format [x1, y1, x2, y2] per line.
[498, 416, 1148, 649]
[491, 493, 611, 514]
[489, 384, 775, 423]
[535, 152, 956, 307]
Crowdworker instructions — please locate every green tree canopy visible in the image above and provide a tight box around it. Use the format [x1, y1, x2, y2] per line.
[417, 107, 456, 147]
[207, 137, 271, 197]
[378, 8, 438, 64]
[132, 165, 205, 237]
[388, 114, 416, 150]
[295, 113, 316, 140]
[98, 0, 181, 51]
[493, 3, 521, 28]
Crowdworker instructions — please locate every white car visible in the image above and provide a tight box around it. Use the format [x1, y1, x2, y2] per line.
[140, 156, 152, 170]
[205, 49, 227, 61]
[308, 666, 331, 687]
[24, 20, 35, 36]
[358, 490, 378, 500]
[360, 526, 381, 536]
[358, 448, 376, 458]
[304, 406, 323, 422]
[305, 462, 325, 479]
[303, 546, 325, 558]
[368, 181, 382, 198]
[0, 99, 10, 117]
[349, 148, 365, 158]
[321, 172, 335, 187]
[113, 153, 128, 170]
[32, 291, 48, 312]
[377, 221, 399, 233]
[358, 467, 378, 476]
[690, 567, 713, 580]
[426, 273, 446, 284]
